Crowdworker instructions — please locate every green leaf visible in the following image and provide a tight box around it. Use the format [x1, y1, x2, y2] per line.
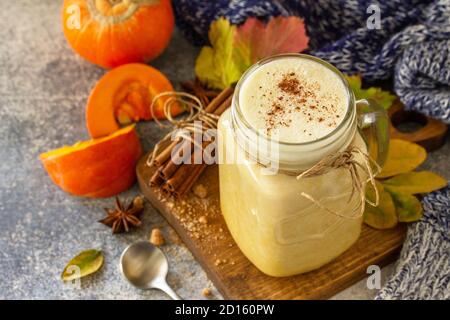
[346, 74, 396, 110]
[382, 171, 447, 194]
[364, 181, 398, 229]
[378, 139, 427, 178]
[387, 191, 423, 222]
[61, 249, 104, 282]
[195, 18, 245, 90]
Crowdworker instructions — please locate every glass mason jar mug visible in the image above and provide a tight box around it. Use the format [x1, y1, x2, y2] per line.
[217, 54, 389, 277]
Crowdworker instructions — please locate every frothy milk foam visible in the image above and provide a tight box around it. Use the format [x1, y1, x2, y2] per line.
[239, 57, 348, 143]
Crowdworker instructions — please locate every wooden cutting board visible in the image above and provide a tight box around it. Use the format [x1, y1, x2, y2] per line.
[137, 155, 407, 300]
[388, 100, 447, 151]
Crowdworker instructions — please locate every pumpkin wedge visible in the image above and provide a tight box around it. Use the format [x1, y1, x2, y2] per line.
[86, 63, 182, 138]
[40, 125, 142, 198]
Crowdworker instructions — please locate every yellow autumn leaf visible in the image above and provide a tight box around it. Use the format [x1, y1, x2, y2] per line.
[382, 171, 447, 194]
[195, 18, 244, 90]
[378, 139, 427, 178]
[387, 191, 423, 222]
[61, 249, 104, 282]
[364, 181, 398, 229]
[346, 74, 396, 110]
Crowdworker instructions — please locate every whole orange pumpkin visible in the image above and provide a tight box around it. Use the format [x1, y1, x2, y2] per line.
[62, 0, 174, 68]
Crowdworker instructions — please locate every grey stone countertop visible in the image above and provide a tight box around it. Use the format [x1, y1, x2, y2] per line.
[0, 0, 448, 300]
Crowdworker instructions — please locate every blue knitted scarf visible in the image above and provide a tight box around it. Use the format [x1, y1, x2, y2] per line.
[173, 0, 450, 123]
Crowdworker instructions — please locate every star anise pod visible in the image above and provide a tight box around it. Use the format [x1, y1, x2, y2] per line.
[99, 196, 144, 234]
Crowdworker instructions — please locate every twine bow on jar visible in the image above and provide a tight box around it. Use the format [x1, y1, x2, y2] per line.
[295, 146, 381, 219]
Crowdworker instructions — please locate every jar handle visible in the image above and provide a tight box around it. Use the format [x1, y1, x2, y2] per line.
[355, 99, 390, 167]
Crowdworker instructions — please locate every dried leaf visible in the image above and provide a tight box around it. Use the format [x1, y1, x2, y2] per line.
[195, 16, 309, 90]
[378, 139, 427, 178]
[382, 171, 447, 195]
[61, 249, 104, 282]
[234, 16, 309, 65]
[195, 18, 245, 90]
[364, 181, 398, 229]
[388, 191, 423, 222]
[346, 74, 396, 110]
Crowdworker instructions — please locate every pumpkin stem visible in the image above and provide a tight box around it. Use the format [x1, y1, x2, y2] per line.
[87, 0, 158, 23]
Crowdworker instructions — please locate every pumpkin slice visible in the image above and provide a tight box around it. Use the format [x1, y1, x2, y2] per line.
[86, 63, 183, 138]
[40, 125, 142, 198]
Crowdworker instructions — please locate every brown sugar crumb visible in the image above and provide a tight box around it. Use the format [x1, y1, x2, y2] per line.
[214, 259, 227, 266]
[193, 184, 208, 199]
[199, 216, 208, 224]
[202, 288, 212, 297]
[149, 228, 165, 246]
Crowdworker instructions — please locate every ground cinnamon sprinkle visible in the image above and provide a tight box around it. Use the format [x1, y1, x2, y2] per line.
[259, 70, 345, 137]
[265, 101, 287, 134]
[278, 74, 302, 95]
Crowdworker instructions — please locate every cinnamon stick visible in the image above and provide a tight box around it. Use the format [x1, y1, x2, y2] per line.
[205, 90, 220, 98]
[150, 170, 164, 187]
[153, 139, 179, 167]
[213, 95, 233, 116]
[164, 140, 205, 190]
[159, 161, 180, 180]
[174, 164, 206, 198]
[151, 86, 232, 170]
[162, 181, 174, 194]
[158, 139, 195, 180]
[164, 96, 232, 195]
[205, 86, 233, 113]
[149, 86, 233, 195]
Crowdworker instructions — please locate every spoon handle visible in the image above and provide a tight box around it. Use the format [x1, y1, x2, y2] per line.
[158, 281, 182, 300]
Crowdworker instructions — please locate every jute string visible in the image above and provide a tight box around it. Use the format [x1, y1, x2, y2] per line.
[293, 146, 380, 219]
[146, 91, 380, 219]
[146, 92, 219, 167]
